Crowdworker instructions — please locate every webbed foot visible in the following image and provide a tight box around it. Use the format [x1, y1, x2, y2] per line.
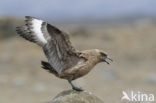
[72, 86, 83, 91]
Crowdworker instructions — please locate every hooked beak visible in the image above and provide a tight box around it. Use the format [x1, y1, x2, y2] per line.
[104, 57, 113, 64]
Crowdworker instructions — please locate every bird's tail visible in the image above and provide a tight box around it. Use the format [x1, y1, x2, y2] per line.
[41, 61, 51, 70]
[41, 61, 57, 74]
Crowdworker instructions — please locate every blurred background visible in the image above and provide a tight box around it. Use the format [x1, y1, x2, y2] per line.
[0, 0, 156, 103]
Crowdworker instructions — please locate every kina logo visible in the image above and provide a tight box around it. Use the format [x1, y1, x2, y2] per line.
[121, 91, 154, 102]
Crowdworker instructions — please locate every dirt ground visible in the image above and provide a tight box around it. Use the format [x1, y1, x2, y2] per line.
[0, 20, 156, 103]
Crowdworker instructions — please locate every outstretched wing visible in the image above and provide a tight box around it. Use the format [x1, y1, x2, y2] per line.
[16, 16, 84, 74]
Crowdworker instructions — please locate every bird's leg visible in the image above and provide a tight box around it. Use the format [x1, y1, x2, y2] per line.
[67, 79, 83, 91]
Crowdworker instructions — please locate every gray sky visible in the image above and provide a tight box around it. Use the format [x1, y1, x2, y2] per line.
[0, 0, 155, 20]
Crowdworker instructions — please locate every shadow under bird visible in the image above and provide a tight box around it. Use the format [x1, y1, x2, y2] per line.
[16, 16, 113, 91]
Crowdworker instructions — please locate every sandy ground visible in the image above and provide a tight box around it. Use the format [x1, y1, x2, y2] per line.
[0, 21, 156, 103]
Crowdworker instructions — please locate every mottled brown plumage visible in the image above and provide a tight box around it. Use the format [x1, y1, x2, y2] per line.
[16, 16, 112, 91]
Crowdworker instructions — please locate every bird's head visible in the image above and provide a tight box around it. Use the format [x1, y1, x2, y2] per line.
[94, 49, 113, 64]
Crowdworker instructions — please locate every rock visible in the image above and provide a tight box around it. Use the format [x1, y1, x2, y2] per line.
[46, 90, 104, 103]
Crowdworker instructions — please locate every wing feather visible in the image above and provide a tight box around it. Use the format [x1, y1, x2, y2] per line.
[16, 16, 47, 46]
[16, 16, 85, 74]
[42, 23, 82, 74]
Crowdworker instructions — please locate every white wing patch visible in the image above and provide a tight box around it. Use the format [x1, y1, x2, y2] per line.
[32, 19, 47, 44]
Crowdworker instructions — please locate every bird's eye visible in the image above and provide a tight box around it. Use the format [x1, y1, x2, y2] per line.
[100, 52, 107, 57]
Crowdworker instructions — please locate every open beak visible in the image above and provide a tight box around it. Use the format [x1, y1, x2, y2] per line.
[104, 57, 113, 64]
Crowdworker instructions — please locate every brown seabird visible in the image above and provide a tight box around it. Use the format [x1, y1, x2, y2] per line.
[16, 16, 113, 91]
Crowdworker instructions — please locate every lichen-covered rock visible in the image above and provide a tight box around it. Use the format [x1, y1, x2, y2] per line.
[46, 90, 104, 103]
